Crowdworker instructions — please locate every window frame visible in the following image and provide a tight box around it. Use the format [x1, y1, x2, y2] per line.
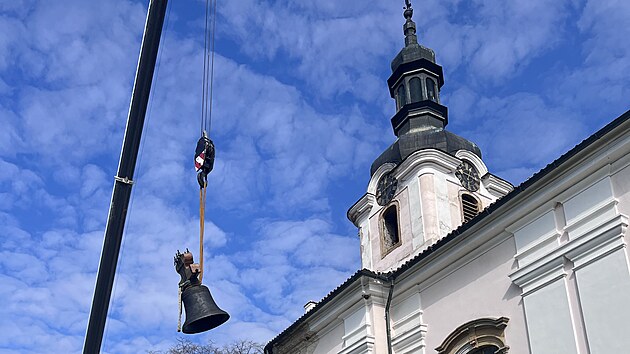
[380, 202, 402, 257]
[435, 317, 510, 354]
[426, 77, 437, 102]
[461, 193, 481, 223]
[409, 76, 423, 103]
[396, 84, 407, 109]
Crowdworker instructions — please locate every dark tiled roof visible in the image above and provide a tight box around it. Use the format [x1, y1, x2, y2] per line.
[264, 269, 384, 353]
[265, 108, 630, 353]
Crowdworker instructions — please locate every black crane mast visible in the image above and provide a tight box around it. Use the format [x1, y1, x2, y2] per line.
[83, 1, 169, 352]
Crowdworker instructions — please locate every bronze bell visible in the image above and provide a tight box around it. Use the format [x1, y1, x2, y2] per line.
[175, 250, 230, 334]
[181, 284, 230, 333]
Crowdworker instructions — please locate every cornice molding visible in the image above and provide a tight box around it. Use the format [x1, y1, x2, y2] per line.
[510, 214, 628, 295]
[396, 148, 460, 181]
[347, 193, 375, 226]
[455, 150, 488, 176]
[338, 335, 375, 354]
[483, 174, 514, 198]
[391, 323, 427, 354]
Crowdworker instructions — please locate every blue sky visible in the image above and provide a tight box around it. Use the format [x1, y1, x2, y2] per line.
[0, 0, 629, 353]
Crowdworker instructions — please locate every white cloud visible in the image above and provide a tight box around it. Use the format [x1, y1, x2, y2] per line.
[218, 0, 399, 101]
[0, 108, 24, 157]
[554, 0, 630, 118]
[445, 91, 587, 183]
[0, 1, 145, 168]
[432, 0, 573, 82]
[228, 217, 359, 324]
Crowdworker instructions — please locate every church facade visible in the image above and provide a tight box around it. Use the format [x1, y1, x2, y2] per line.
[263, 3, 630, 354]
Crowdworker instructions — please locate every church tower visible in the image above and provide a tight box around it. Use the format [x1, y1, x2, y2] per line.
[348, 2, 513, 272]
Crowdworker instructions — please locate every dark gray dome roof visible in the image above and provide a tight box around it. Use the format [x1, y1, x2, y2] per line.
[391, 43, 436, 72]
[370, 127, 482, 176]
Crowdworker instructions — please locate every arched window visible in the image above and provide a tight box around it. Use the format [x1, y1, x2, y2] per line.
[469, 346, 500, 354]
[426, 78, 437, 102]
[409, 77, 423, 103]
[381, 204, 400, 255]
[396, 84, 406, 109]
[462, 193, 480, 223]
[436, 317, 510, 354]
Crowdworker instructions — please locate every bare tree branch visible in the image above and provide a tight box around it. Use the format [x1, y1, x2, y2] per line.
[148, 338, 263, 354]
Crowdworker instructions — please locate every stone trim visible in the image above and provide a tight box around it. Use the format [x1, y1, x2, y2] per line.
[435, 317, 510, 354]
[338, 333, 375, 354]
[455, 150, 489, 177]
[391, 322, 427, 354]
[380, 201, 403, 258]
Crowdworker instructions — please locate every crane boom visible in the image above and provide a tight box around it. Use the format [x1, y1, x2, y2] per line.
[83, 1, 168, 352]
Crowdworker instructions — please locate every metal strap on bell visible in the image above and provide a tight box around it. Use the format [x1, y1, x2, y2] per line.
[175, 250, 229, 334]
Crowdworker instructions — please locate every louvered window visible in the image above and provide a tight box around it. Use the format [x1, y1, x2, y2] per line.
[462, 194, 479, 223]
[427, 78, 437, 102]
[409, 77, 423, 103]
[397, 84, 406, 109]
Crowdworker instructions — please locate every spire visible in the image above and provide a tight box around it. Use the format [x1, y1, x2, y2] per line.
[371, 1, 482, 176]
[390, 0, 435, 71]
[403, 1, 418, 46]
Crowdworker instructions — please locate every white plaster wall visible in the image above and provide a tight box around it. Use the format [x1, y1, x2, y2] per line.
[342, 307, 366, 348]
[419, 172, 439, 242]
[513, 210, 560, 267]
[415, 155, 506, 245]
[367, 188, 414, 272]
[447, 180, 463, 230]
[612, 163, 630, 219]
[563, 178, 613, 224]
[417, 237, 529, 353]
[390, 292, 426, 354]
[367, 208, 382, 270]
[313, 322, 345, 354]
[398, 187, 413, 249]
[369, 303, 389, 354]
[574, 249, 630, 354]
[408, 176, 425, 249]
[523, 279, 579, 354]
[563, 178, 619, 244]
[434, 171, 453, 237]
[514, 211, 556, 251]
[508, 164, 630, 354]
[391, 293, 421, 331]
[359, 226, 372, 270]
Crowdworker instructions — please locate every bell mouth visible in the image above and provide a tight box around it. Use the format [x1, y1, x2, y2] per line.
[181, 285, 230, 334]
[182, 312, 230, 334]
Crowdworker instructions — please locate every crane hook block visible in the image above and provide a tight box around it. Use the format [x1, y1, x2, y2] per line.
[195, 132, 215, 188]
